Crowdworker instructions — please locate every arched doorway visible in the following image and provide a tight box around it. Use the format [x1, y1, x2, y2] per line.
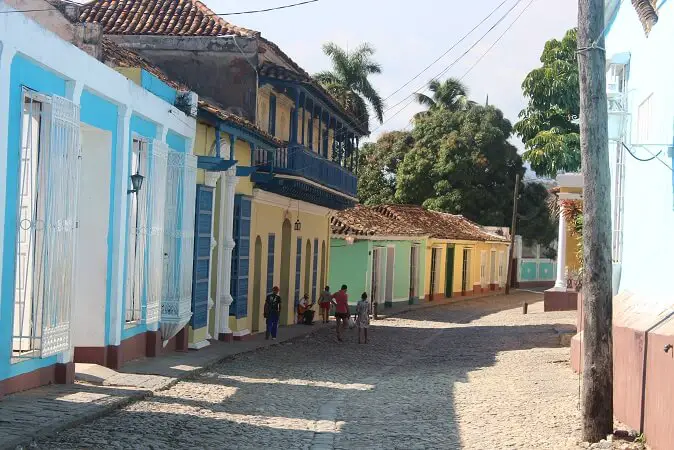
[320, 241, 327, 290]
[280, 219, 292, 324]
[251, 236, 263, 332]
[304, 240, 312, 298]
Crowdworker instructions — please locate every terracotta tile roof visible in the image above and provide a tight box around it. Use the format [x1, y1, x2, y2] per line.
[101, 37, 188, 90]
[198, 99, 285, 147]
[331, 205, 427, 237]
[332, 204, 508, 242]
[78, 0, 257, 36]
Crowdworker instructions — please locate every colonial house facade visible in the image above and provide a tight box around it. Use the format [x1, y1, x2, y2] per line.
[0, 0, 197, 396]
[330, 205, 510, 309]
[69, 0, 366, 339]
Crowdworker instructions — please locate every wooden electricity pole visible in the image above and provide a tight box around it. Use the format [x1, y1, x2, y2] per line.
[505, 173, 520, 295]
[578, 0, 613, 442]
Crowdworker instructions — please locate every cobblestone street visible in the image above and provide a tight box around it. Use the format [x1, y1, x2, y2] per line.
[36, 292, 583, 449]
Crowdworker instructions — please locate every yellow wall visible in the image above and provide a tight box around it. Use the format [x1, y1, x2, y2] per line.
[423, 240, 510, 299]
[115, 67, 142, 85]
[257, 85, 335, 153]
[559, 185, 583, 272]
[229, 199, 331, 332]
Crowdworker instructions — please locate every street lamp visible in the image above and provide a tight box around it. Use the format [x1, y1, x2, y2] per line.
[127, 171, 144, 195]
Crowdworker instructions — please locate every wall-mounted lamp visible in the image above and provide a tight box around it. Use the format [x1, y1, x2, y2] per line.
[294, 199, 301, 231]
[127, 171, 144, 195]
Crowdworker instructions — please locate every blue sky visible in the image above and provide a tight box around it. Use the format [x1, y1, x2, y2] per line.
[212, 0, 576, 146]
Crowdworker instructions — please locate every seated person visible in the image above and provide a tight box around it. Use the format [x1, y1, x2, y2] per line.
[299, 294, 315, 325]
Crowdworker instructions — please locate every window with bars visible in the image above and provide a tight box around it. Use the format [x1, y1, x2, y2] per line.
[12, 91, 80, 360]
[126, 138, 149, 324]
[266, 233, 275, 295]
[430, 248, 439, 296]
[312, 238, 318, 303]
[480, 251, 487, 287]
[295, 237, 302, 307]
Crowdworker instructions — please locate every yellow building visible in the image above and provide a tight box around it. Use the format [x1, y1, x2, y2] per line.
[544, 173, 583, 311]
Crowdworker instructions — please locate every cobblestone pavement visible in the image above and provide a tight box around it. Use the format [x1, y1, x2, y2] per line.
[36, 292, 587, 449]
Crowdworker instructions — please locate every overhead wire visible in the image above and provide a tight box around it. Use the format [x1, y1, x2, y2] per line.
[0, 0, 319, 15]
[368, 0, 527, 134]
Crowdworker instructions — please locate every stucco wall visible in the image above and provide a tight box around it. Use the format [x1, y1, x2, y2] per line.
[605, 0, 674, 299]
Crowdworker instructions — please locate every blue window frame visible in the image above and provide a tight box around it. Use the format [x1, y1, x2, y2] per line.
[191, 185, 214, 328]
[268, 94, 277, 136]
[295, 237, 302, 305]
[230, 195, 251, 318]
[267, 234, 276, 295]
[312, 238, 319, 303]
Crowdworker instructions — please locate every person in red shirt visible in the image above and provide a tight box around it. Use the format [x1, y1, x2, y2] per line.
[331, 284, 349, 342]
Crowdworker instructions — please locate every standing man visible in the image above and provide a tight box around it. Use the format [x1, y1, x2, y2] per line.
[331, 284, 349, 342]
[264, 286, 282, 340]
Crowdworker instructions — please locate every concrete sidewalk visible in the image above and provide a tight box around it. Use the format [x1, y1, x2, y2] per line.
[0, 291, 513, 450]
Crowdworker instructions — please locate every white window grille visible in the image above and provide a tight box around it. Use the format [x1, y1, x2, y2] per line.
[126, 139, 148, 324]
[12, 91, 80, 360]
[461, 248, 471, 291]
[637, 94, 653, 144]
[145, 140, 169, 324]
[409, 246, 419, 298]
[160, 151, 197, 339]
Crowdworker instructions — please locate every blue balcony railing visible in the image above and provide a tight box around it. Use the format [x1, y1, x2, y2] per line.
[254, 145, 357, 197]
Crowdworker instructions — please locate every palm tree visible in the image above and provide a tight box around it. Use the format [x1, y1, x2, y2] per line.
[414, 78, 474, 119]
[314, 42, 384, 127]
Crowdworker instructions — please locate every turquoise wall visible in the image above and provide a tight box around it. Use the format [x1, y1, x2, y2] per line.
[80, 90, 119, 346]
[140, 70, 177, 105]
[328, 239, 368, 305]
[0, 54, 67, 381]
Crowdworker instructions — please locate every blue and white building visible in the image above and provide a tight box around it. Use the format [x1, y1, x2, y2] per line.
[0, 1, 197, 396]
[604, 0, 673, 299]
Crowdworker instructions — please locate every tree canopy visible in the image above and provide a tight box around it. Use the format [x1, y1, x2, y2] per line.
[356, 84, 558, 246]
[314, 42, 384, 128]
[514, 28, 580, 178]
[414, 78, 475, 119]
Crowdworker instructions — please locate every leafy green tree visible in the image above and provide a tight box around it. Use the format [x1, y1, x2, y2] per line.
[396, 105, 524, 226]
[414, 78, 475, 119]
[314, 42, 384, 127]
[517, 181, 558, 249]
[356, 131, 413, 205]
[514, 28, 580, 177]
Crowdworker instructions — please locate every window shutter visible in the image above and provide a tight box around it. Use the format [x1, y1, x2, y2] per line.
[191, 185, 214, 328]
[40, 95, 81, 357]
[230, 195, 251, 318]
[268, 94, 277, 136]
[145, 140, 169, 324]
[295, 237, 302, 304]
[312, 238, 318, 303]
[266, 233, 275, 294]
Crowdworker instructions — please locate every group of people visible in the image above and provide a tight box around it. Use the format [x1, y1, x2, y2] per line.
[263, 285, 371, 344]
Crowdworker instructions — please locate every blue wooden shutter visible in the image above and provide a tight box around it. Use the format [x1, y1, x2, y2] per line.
[268, 94, 277, 136]
[295, 237, 302, 304]
[230, 195, 251, 318]
[191, 185, 214, 328]
[312, 238, 319, 303]
[266, 234, 275, 293]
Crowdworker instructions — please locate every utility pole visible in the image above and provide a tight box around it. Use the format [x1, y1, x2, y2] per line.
[505, 173, 520, 295]
[578, 0, 613, 442]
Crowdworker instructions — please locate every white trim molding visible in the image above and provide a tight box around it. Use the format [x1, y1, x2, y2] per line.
[252, 188, 334, 217]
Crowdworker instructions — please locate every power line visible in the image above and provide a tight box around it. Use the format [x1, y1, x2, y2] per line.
[381, 0, 510, 103]
[0, 0, 319, 15]
[459, 0, 535, 81]
[369, 0, 526, 134]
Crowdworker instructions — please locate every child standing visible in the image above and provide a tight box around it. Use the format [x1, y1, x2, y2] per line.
[356, 292, 370, 344]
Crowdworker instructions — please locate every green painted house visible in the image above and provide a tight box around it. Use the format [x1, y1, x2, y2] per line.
[329, 205, 429, 309]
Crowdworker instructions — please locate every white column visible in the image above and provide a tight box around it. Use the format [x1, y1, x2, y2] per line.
[109, 107, 132, 346]
[554, 202, 567, 289]
[204, 171, 221, 341]
[216, 166, 238, 338]
[0, 46, 16, 309]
